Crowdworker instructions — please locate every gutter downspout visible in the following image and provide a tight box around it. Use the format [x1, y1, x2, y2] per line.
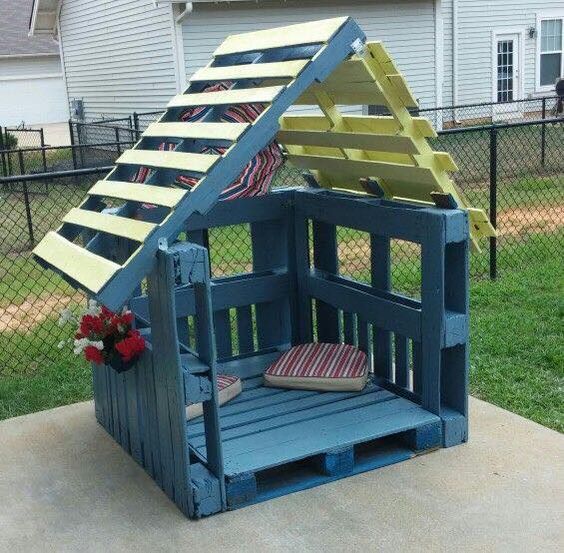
[434, 0, 444, 130]
[170, 3, 193, 93]
[452, 0, 459, 122]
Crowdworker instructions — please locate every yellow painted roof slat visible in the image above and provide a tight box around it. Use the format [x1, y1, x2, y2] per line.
[167, 86, 284, 108]
[144, 122, 248, 141]
[116, 149, 219, 173]
[387, 74, 418, 108]
[214, 17, 349, 56]
[63, 208, 157, 242]
[280, 115, 436, 138]
[191, 60, 309, 82]
[33, 231, 120, 294]
[88, 180, 187, 208]
[276, 129, 418, 155]
[287, 153, 437, 186]
[295, 82, 386, 106]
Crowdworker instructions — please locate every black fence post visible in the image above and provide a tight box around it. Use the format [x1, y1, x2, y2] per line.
[0, 126, 6, 177]
[39, 128, 48, 172]
[18, 150, 34, 247]
[68, 119, 78, 170]
[489, 126, 498, 280]
[540, 97, 546, 166]
[133, 111, 140, 141]
[115, 127, 122, 155]
[77, 122, 85, 168]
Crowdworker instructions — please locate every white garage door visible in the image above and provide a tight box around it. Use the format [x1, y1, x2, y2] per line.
[0, 75, 68, 126]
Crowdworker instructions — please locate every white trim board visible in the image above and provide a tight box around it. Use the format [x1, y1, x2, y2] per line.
[535, 9, 564, 94]
[491, 28, 525, 104]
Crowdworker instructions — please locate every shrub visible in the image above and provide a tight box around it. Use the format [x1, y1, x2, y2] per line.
[3, 132, 18, 150]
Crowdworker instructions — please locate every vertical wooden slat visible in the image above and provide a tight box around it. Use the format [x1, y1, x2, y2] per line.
[115, 371, 130, 454]
[293, 212, 313, 343]
[420, 217, 445, 414]
[371, 234, 392, 379]
[193, 250, 226, 508]
[251, 219, 291, 349]
[214, 309, 233, 358]
[343, 311, 355, 345]
[148, 248, 194, 515]
[236, 305, 255, 354]
[357, 316, 369, 354]
[312, 221, 339, 342]
[394, 334, 410, 388]
[442, 239, 470, 416]
[125, 368, 143, 464]
[412, 340, 422, 395]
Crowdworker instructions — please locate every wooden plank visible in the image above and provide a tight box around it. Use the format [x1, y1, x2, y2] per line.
[288, 153, 437, 185]
[167, 86, 284, 108]
[277, 129, 417, 154]
[89, 180, 187, 208]
[117, 149, 219, 174]
[343, 311, 355, 345]
[192, 60, 308, 82]
[221, 397, 439, 475]
[295, 82, 386, 106]
[191, 387, 391, 448]
[144, 122, 248, 141]
[281, 114, 437, 138]
[236, 305, 254, 354]
[33, 231, 120, 294]
[394, 334, 410, 388]
[214, 309, 233, 358]
[305, 274, 421, 340]
[312, 221, 339, 343]
[387, 74, 418, 107]
[214, 17, 348, 56]
[63, 208, 156, 242]
[371, 234, 392, 380]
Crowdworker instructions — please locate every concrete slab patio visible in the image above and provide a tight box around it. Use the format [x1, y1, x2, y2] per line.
[0, 397, 562, 553]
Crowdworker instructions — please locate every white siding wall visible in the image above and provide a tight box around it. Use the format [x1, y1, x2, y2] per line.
[58, 0, 177, 120]
[0, 56, 68, 125]
[0, 56, 62, 77]
[182, 0, 438, 110]
[446, 0, 563, 106]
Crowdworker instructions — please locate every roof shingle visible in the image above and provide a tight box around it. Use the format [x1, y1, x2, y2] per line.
[0, 0, 59, 56]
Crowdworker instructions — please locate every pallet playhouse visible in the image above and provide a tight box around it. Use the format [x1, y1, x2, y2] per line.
[33, 18, 495, 518]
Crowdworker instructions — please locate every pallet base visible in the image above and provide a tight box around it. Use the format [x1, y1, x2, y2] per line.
[187, 377, 443, 510]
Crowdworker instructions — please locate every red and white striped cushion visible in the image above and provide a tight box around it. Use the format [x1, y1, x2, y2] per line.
[264, 343, 368, 392]
[186, 374, 242, 420]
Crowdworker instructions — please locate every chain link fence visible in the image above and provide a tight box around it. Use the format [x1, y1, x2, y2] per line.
[1, 117, 562, 377]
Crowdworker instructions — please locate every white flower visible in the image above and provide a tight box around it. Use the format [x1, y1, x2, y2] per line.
[85, 299, 101, 316]
[91, 340, 104, 351]
[73, 337, 90, 355]
[58, 308, 74, 327]
[57, 340, 67, 349]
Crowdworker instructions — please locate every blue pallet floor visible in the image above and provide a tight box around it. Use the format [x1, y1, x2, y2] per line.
[187, 377, 440, 484]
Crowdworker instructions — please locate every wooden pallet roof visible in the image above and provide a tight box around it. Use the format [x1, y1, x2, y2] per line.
[33, 17, 495, 309]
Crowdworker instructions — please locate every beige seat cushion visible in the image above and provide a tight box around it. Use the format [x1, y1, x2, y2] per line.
[186, 374, 242, 420]
[264, 343, 368, 392]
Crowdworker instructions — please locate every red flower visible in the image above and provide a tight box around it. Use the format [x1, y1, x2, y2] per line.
[84, 345, 104, 364]
[115, 330, 145, 362]
[79, 314, 105, 338]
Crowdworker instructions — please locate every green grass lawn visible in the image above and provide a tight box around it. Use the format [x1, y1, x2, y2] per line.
[1, 235, 562, 431]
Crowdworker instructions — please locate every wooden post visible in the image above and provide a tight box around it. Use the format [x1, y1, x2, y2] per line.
[146, 242, 194, 516]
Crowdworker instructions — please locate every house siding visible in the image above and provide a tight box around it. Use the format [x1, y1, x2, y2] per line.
[58, 0, 177, 120]
[0, 55, 62, 77]
[444, 0, 563, 108]
[182, 0, 438, 111]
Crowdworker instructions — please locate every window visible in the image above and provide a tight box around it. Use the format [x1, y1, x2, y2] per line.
[497, 40, 515, 102]
[539, 17, 563, 88]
